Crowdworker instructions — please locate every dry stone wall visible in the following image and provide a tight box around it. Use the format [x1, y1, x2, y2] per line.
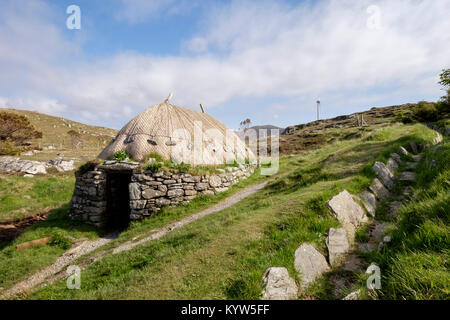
[69, 162, 255, 227]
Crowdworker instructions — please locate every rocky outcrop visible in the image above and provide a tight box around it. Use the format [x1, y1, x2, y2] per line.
[0, 156, 74, 176]
[294, 243, 330, 287]
[261, 267, 298, 300]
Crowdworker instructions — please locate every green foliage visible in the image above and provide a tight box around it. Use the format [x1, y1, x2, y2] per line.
[49, 230, 73, 250]
[0, 139, 22, 155]
[413, 101, 440, 122]
[145, 152, 163, 163]
[113, 150, 132, 162]
[438, 68, 450, 87]
[144, 162, 162, 173]
[0, 112, 42, 146]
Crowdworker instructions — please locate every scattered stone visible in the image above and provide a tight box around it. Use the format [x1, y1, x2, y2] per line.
[390, 153, 402, 164]
[359, 191, 376, 217]
[409, 142, 418, 154]
[388, 201, 402, 218]
[433, 145, 443, 154]
[373, 162, 394, 189]
[412, 155, 422, 163]
[399, 172, 416, 182]
[405, 162, 417, 169]
[398, 146, 409, 156]
[430, 160, 436, 169]
[261, 267, 298, 300]
[294, 244, 330, 287]
[369, 178, 390, 199]
[326, 228, 350, 267]
[342, 290, 361, 300]
[386, 158, 398, 172]
[327, 190, 368, 235]
[341, 254, 365, 272]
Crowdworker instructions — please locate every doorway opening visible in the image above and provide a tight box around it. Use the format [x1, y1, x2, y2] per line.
[105, 171, 132, 231]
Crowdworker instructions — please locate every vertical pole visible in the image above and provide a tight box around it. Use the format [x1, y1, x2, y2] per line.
[316, 100, 320, 120]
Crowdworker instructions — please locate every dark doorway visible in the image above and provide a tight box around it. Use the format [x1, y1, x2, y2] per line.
[105, 172, 132, 231]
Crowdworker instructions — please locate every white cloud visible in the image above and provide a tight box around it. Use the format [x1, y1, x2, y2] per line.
[0, 0, 449, 128]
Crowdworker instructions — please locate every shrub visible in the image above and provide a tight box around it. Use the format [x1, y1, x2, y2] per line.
[145, 162, 162, 173]
[49, 231, 72, 250]
[0, 139, 22, 155]
[145, 152, 163, 163]
[113, 150, 132, 162]
[413, 101, 439, 122]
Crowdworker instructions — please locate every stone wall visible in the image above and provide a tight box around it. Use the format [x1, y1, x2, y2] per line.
[69, 162, 255, 227]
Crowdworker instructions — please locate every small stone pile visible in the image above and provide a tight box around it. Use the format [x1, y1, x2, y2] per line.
[0, 156, 75, 177]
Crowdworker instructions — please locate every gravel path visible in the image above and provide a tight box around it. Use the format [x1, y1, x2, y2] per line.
[0, 182, 267, 299]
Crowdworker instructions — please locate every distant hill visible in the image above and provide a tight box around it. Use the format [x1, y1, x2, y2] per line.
[0, 108, 118, 162]
[278, 103, 416, 155]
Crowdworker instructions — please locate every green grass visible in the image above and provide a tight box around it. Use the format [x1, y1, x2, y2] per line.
[21, 122, 439, 300]
[371, 134, 450, 300]
[0, 205, 100, 291]
[0, 174, 75, 222]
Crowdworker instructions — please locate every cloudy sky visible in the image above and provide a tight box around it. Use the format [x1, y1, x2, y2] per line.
[0, 0, 449, 130]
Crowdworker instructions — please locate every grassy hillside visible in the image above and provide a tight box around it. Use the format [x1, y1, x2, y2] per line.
[17, 122, 441, 300]
[0, 108, 117, 161]
[279, 103, 416, 155]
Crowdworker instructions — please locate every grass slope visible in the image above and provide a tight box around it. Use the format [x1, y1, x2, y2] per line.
[22, 123, 439, 300]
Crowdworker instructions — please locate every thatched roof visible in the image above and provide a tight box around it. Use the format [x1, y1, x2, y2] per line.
[98, 98, 253, 165]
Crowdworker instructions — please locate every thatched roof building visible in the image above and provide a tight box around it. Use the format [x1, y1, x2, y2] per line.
[98, 97, 253, 165]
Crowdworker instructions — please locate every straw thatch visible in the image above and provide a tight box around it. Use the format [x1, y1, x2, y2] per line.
[98, 99, 253, 165]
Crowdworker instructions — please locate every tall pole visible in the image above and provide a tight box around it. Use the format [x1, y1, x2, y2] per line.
[316, 100, 320, 120]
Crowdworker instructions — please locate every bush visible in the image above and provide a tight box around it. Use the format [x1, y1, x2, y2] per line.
[413, 101, 440, 122]
[113, 150, 132, 162]
[144, 152, 163, 163]
[49, 231, 72, 250]
[145, 162, 162, 173]
[0, 139, 22, 155]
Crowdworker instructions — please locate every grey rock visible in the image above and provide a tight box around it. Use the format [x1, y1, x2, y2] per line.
[390, 153, 402, 164]
[130, 200, 147, 209]
[261, 267, 298, 300]
[412, 155, 422, 162]
[409, 142, 418, 154]
[359, 191, 376, 217]
[294, 244, 330, 287]
[398, 146, 409, 156]
[195, 183, 209, 191]
[405, 162, 418, 169]
[327, 190, 368, 232]
[167, 189, 184, 198]
[433, 145, 442, 153]
[386, 158, 398, 172]
[128, 183, 141, 200]
[209, 175, 222, 188]
[399, 172, 416, 182]
[430, 160, 436, 168]
[342, 290, 361, 300]
[373, 161, 395, 190]
[326, 228, 350, 267]
[142, 188, 163, 199]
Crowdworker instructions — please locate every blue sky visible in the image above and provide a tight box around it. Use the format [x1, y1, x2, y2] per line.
[0, 0, 449, 130]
